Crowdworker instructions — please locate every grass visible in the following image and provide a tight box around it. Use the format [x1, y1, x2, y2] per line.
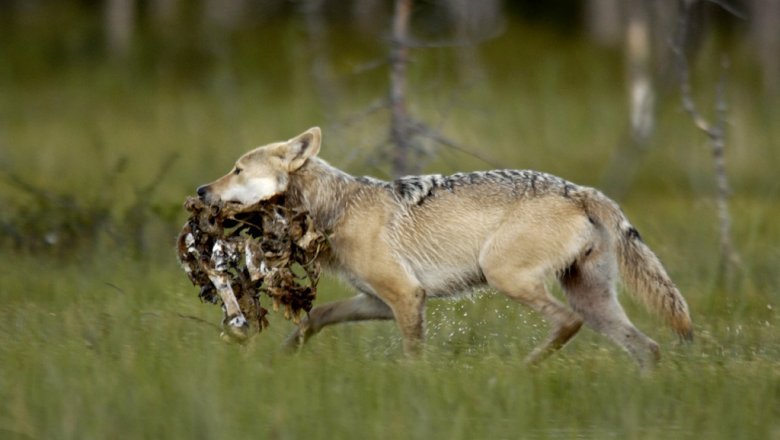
[1, 252, 779, 439]
[1, 16, 779, 440]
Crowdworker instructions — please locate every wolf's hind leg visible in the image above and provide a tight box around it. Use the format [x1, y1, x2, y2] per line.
[525, 306, 583, 365]
[561, 255, 660, 370]
[481, 263, 583, 364]
[479, 206, 589, 364]
[283, 293, 393, 350]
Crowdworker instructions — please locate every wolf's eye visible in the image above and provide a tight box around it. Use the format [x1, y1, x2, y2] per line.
[234, 167, 242, 175]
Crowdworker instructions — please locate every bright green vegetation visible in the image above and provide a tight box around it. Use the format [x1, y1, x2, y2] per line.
[1, 16, 779, 440]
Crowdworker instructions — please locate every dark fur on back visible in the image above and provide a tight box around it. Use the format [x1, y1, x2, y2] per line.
[358, 170, 580, 206]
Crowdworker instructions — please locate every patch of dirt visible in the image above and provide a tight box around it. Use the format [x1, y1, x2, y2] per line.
[176, 195, 326, 341]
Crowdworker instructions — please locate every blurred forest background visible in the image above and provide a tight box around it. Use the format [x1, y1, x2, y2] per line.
[1, 1, 780, 439]
[0, 0, 778, 258]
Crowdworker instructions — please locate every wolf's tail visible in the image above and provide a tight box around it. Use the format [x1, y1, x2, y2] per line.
[577, 188, 693, 341]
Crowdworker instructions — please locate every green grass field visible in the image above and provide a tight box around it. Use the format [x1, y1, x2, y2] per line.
[1, 18, 779, 439]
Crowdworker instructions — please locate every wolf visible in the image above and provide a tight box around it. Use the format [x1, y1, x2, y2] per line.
[196, 127, 692, 369]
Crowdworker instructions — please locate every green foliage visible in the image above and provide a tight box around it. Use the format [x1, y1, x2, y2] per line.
[1, 251, 779, 439]
[1, 13, 779, 440]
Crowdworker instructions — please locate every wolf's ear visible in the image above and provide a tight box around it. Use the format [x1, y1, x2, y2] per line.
[285, 127, 321, 171]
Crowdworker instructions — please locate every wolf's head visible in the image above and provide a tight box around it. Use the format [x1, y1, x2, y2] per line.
[197, 127, 321, 205]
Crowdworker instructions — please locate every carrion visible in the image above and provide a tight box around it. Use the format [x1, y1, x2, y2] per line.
[176, 195, 326, 342]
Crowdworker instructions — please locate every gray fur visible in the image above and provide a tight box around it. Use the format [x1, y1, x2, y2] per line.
[358, 169, 579, 207]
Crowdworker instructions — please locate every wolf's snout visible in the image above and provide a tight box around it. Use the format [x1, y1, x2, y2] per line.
[196, 185, 209, 199]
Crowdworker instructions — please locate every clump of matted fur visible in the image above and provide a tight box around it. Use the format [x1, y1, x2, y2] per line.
[176, 195, 327, 341]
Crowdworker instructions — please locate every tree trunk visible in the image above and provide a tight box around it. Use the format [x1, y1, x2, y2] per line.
[105, 0, 136, 58]
[390, 0, 412, 177]
[675, 0, 740, 281]
[585, 0, 623, 47]
[150, 0, 178, 24]
[202, 0, 248, 30]
[625, 0, 654, 143]
[302, 0, 341, 119]
[749, 0, 780, 93]
[444, 0, 501, 83]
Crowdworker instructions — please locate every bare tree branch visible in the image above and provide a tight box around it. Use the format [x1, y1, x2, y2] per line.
[409, 119, 502, 169]
[339, 0, 503, 176]
[135, 152, 179, 197]
[704, 0, 747, 19]
[348, 58, 389, 76]
[674, 0, 740, 279]
[333, 98, 390, 130]
[401, 25, 506, 49]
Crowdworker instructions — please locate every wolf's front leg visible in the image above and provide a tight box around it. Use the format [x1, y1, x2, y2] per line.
[352, 255, 427, 356]
[386, 286, 426, 357]
[283, 293, 394, 351]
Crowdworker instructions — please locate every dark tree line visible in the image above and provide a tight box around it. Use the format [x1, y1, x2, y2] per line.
[1, 1, 775, 75]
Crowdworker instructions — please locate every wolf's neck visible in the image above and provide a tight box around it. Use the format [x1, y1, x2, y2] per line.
[287, 158, 359, 233]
